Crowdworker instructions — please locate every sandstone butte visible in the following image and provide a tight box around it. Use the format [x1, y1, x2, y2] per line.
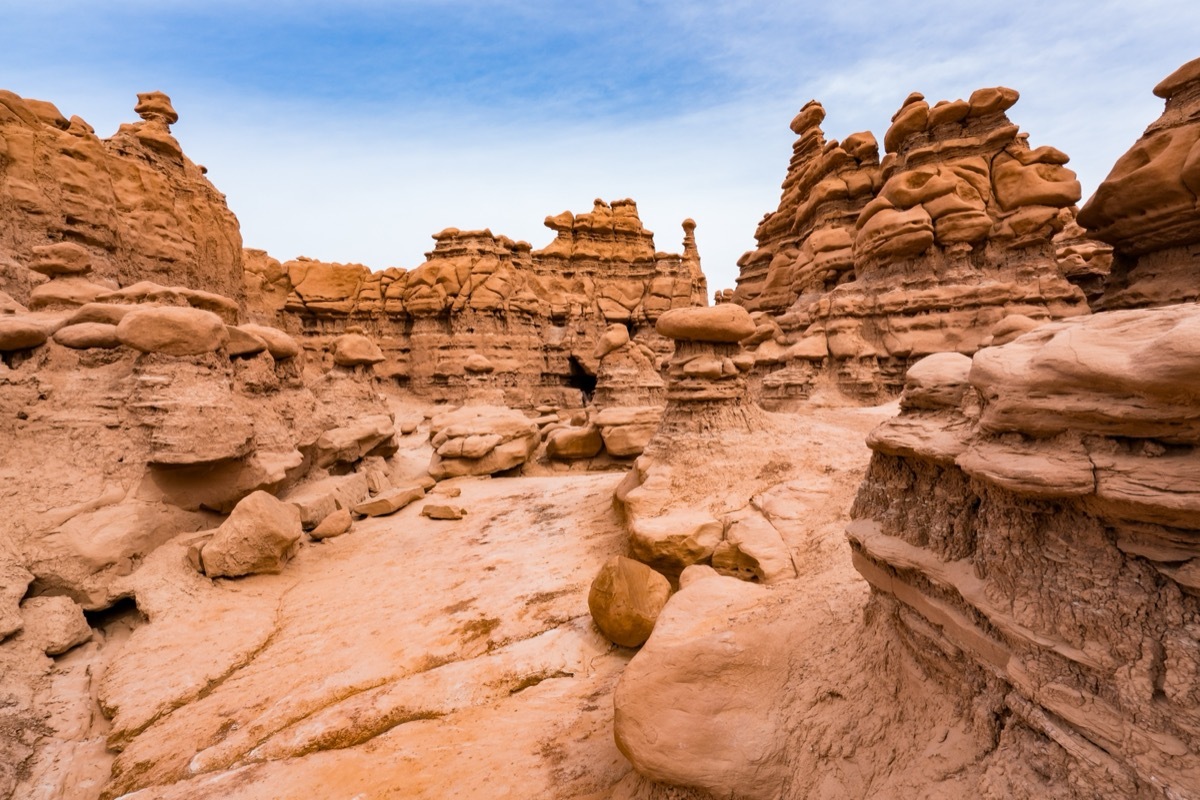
[1, 55, 1200, 800]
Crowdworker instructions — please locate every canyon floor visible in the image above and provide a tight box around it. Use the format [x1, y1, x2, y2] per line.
[9, 397, 892, 800]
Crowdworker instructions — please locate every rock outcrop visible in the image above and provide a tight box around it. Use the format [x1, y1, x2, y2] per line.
[245, 200, 707, 408]
[0, 90, 244, 306]
[1078, 56, 1200, 310]
[734, 90, 1090, 405]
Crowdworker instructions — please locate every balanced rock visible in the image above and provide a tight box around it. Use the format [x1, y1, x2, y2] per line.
[19, 595, 92, 656]
[225, 325, 267, 357]
[587, 556, 671, 647]
[116, 306, 229, 356]
[655, 305, 756, 343]
[198, 491, 302, 578]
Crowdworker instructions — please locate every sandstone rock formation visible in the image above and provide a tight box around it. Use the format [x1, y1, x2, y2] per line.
[1078, 56, 1200, 310]
[734, 90, 1089, 405]
[243, 200, 706, 408]
[194, 491, 303, 578]
[0, 91, 244, 305]
[428, 405, 539, 478]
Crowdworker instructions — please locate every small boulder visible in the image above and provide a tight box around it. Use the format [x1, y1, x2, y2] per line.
[310, 507, 352, 539]
[19, 596, 92, 656]
[238, 324, 300, 360]
[331, 332, 384, 366]
[225, 325, 268, 357]
[53, 322, 120, 349]
[198, 491, 303, 578]
[421, 504, 466, 520]
[546, 425, 604, 460]
[588, 556, 671, 647]
[0, 317, 48, 351]
[116, 306, 229, 357]
[353, 485, 425, 517]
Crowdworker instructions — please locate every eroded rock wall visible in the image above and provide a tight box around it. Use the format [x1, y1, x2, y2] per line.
[0, 91, 244, 307]
[247, 200, 706, 408]
[734, 89, 1090, 406]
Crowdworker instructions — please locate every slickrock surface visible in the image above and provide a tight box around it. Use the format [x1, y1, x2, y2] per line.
[243, 199, 707, 408]
[733, 90, 1089, 406]
[0, 91, 244, 305]
[1078, 56, 1200, 309]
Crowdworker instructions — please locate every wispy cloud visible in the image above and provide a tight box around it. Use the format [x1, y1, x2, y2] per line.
[2, 1, 1198, 292]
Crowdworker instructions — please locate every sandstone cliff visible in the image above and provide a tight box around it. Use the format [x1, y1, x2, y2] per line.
[0, 91, 244, 307]
[734, 88, 1090, 406]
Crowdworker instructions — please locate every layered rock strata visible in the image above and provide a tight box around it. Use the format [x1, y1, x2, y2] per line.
[0, 91, 244, 306]
[734, 89, 1090, 406]
[850, 307, 1200, 797]
[246, 200, 708, 408]
[1078, 57, 1200, 310]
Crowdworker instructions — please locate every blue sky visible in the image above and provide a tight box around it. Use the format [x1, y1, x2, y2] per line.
[4, 1, 1199, 292]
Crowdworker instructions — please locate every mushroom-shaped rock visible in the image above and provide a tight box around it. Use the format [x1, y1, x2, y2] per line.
[464, 353, 495, 374]
[789, 100, 826, 135]
[0, 317, 48, 351]
[198, 491, 302, 578]
[135, 90, 179, 125]
[116, 306, 228, 357]
[237, 324, 300, 360]
[588, 555, 671, 647]
[30, 242, 92, 276]
[331, 332, 384, 366]
[656, 305, 756, 343]
[19, 596, 93, 656]
[53, 322, 120, 349]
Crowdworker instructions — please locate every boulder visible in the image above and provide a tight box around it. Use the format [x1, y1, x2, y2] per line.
[198, 491, 303, 578]
[428, 406, 539, 479]
[53, 322, 120, 349]
[420, 504, 466, 520]
[225, 325, 267, 357]
[331, 332, 384, 366]
[312, 415, 398, 469]
[545, 425, 604, 460]
[353, 485, 426, 517]
[0, 317, 48, 350]
[116, 306, 229, 357]
[19, 595, 92, 656]
[309, 507, 352, 540]
[29, 242, 92, 276]
[587, 556, 671, 647]
[237, 324, 300, 360]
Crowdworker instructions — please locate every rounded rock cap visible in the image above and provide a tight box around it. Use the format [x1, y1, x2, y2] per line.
[1154, 56, 1200, 99]
[655, 304, 756, 343]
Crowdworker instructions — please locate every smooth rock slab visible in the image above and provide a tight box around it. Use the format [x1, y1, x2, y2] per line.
[199, 491, 303, 578]
[420, 504, 467, 520]
[588, 556, 671, 647]
[116, 306, 229, 357]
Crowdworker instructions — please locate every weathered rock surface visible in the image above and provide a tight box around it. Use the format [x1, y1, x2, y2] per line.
[197, 491, 302, 578]
[733, 90, 1088, 405]
[428, 405, 539, 478]
[1079, 56, 1200, 309]
[0, 90, 244, 305]
[18, 595, 92, 656]
[353, 485, 425, 517]
[115, 306, 229, 357]
[588, 556, 671, 647]
[850, 300, 1200, 797]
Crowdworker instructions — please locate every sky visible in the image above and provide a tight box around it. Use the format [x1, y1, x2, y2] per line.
[3, 1, 1198, 293]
